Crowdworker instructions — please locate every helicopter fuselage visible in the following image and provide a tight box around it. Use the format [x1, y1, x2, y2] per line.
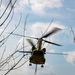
[29, 50, 45, 65]
[29, 38, 46, 65]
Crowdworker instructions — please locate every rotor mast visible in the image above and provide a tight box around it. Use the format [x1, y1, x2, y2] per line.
[37, 38, 42, 50]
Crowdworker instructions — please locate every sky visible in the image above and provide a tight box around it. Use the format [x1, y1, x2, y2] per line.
[0, 0, 75, 75]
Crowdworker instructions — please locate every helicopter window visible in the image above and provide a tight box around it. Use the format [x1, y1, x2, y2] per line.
[33, 51, 43, 56]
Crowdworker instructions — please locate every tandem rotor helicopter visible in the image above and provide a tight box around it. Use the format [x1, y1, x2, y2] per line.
[17, 27, 63, 67]
[4, 26, 68, 75]
[19, 28, 61, 67]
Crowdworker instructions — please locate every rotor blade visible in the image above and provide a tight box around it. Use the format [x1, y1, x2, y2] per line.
[43, 39, 62, 46]
[46, 52, 68, 55]
[5, 31, 38, 39]
[18, 51, 32, 53]
[42, 27, 62, 38]
[27, 39, 36, 48]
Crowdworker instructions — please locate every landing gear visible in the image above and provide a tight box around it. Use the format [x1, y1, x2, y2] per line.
[29, 63, 32, 66]
[41, 64, 44, 68]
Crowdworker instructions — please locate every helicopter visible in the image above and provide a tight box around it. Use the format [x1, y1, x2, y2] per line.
[18, 27, 62, 67]
[3, 26, 69, 75]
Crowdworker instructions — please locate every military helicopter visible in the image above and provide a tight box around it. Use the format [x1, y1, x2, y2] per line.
[18, 27, 62, 68]
[4, 26, 68, 75]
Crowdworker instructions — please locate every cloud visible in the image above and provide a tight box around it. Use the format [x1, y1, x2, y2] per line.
[64, 51, 75, 65]
[15, 62, 34, 75]
[14, 0, 30, 11]
[20, 62, 55, 75]
[0, 29, 4, 32]
[48, 49, 55, 53]
[30, 0, 63, 14]
[0, 0, 64, 16]
[0, 61, 55, 75]
[37, 63, 55, 75]
[18, 0, 63, 14]
[30, 22, 65, 35]
[17, 22, 65, 49]
[0, 0, 14, 11]
[1, 0, 63, 14]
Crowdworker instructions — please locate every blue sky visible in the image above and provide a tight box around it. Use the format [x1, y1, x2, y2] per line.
[0, 0, 75, 75]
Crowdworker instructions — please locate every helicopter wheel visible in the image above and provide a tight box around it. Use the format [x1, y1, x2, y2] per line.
[41, 64, 44, 68]
[29, 63, 32, 66]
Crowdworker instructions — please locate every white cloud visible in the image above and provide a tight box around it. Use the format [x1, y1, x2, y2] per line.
[64, 51, 75, 65]
[31, 21, 64, 34]
[37, 63, 55, 75]
[30, 22, 66, 38]
[17, 22, 65, 49]
[0, 0, 63, 15]
[48, 49, 55, 53]
[0, 61, 55, 75]
[15, 0, 29, 11]
[1, 0, 62, 14]
[21, 62, 55, 75]
[0, 29, 4, 32]
[30, 0, 63, 14]
[15, 62, 34, 75]
[18, 0, 28, 7]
